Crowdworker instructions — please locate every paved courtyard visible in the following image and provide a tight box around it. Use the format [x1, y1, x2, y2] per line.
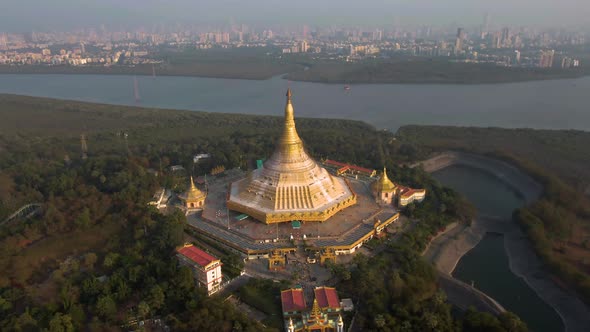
[186, 168, 399, 253]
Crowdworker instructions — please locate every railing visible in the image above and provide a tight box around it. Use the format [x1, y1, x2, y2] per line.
[2, 203, 42, 225]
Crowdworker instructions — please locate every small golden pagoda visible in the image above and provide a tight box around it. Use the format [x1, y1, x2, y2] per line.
[180, 176, 207, 209]
[227, 90, 356, 224]
[372, 168, 397, 205]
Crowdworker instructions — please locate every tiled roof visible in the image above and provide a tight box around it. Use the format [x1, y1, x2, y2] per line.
[400, 188, 426, 199]
[281, 289, 306, 312]
[177, 245, 218, 267]
[314, 286, 340, 309]
[325, 160, 374, 175]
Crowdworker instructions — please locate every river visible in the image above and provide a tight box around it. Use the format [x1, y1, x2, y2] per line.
[433, 165, 564, 332]
[1, 74, 590, 131]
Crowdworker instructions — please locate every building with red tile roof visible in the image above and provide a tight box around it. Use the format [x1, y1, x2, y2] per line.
[282, 286, 344, 332]
[372, 168, 427, 207]
[324, 159, 376, 178]
[314, 287, 341, 312]
[281, 288, 307, 315]
[398, 186, 427, 207]
[176, 244, 223, 295]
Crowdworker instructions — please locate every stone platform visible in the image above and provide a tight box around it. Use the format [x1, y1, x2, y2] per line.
[187, 169, 398, 255]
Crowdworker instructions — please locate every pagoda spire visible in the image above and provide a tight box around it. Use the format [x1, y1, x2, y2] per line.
[280, 88, 302, 147]
[187, 176, 206, 200]
[310, 298, 322, 323]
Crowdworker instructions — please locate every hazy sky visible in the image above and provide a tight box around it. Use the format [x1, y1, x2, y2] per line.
[1, 0, 588, 31]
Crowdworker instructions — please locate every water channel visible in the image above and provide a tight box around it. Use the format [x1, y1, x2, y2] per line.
[1, 74, 590, 131]
[433, 165, 564, 332]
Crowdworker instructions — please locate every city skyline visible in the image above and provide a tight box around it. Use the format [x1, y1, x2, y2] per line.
[1, 0, 590, 32]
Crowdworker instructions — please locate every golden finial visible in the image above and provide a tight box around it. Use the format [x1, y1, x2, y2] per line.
[286, 88, 292, 101]
[190, 176, 197, 190]
[280, 89, 301, 148]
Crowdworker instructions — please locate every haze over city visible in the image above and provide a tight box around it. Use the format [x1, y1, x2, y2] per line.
[1, 0, 590, 31]
[2, 1, 590, 332]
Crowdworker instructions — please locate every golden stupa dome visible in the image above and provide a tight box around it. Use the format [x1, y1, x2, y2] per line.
[226, 89, 356, 224]
[186, 176, 206, 201]
[373, 168, 397, 193]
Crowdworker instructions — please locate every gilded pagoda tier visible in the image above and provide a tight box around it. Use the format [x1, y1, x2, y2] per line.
[227, 90, 356, 224]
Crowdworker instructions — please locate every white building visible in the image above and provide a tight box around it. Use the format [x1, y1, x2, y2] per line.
[176, 244, 223, 295]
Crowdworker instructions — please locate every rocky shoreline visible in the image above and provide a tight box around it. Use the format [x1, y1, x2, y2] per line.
[419, 152, 590, 332]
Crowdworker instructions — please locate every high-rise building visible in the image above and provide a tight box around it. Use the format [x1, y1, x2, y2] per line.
[501, 27, 511, 48]
[514, 50, 521, 65]
[483, 13, 491, 35]
[0, 34, 7, 50]
[539, 50, 555, 68]
[299, 40, 309, 53]
[454, 28, 464, 55]
[373, 29, 383, 41]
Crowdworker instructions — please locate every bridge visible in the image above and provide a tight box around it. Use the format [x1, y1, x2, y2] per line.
[2, 203, 43, 226]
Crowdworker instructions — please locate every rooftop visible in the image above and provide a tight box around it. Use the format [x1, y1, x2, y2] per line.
[314, 286, 340, 309]
[281, 288, 307, 313]
[324, 159, 375, 175]
[177, 245, 219, 268]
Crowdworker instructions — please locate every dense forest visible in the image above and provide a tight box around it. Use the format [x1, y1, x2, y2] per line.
[397, 125, 590, 304]
[0, 95, 526, 331]
[285, 58, 590, 84]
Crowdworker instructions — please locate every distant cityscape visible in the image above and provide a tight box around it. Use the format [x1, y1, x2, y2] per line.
[0, 17, 586, 70]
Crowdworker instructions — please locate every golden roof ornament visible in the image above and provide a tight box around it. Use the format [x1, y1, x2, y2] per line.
[186, 176, 206, 200]
[310, 298, 322, 322]
[373, 167, 397, 192]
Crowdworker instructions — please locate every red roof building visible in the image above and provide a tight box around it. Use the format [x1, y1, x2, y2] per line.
[281, 288, 307, 314]
[314, 287, 341, 312]
[177, 245, 217, 268]
[281, 286, 345, 332]
[324, 159, 376, 177]
[176, 244, 223, 295]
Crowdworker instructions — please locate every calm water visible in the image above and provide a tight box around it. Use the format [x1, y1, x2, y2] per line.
[433, 165, 563, 332]
[433, 165, 525, 218]
[1, 74, 590, 131]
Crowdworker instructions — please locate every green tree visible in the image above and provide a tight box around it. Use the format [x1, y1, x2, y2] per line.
[95, 296, 116, 321]
[148, 285, 165, 311]
[137, 301, 150, 319]
[47, 313, 74, 332]
[75, 208, 91, 229]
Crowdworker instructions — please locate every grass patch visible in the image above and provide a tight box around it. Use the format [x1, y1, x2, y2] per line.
[2, 220, 122, 287]
[236, 278, 288, 329]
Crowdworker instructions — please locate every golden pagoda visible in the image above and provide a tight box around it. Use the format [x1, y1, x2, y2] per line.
[180, 176, 207, 209]
[372, 168, 397, 205]
[227, 89, 356, 224]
